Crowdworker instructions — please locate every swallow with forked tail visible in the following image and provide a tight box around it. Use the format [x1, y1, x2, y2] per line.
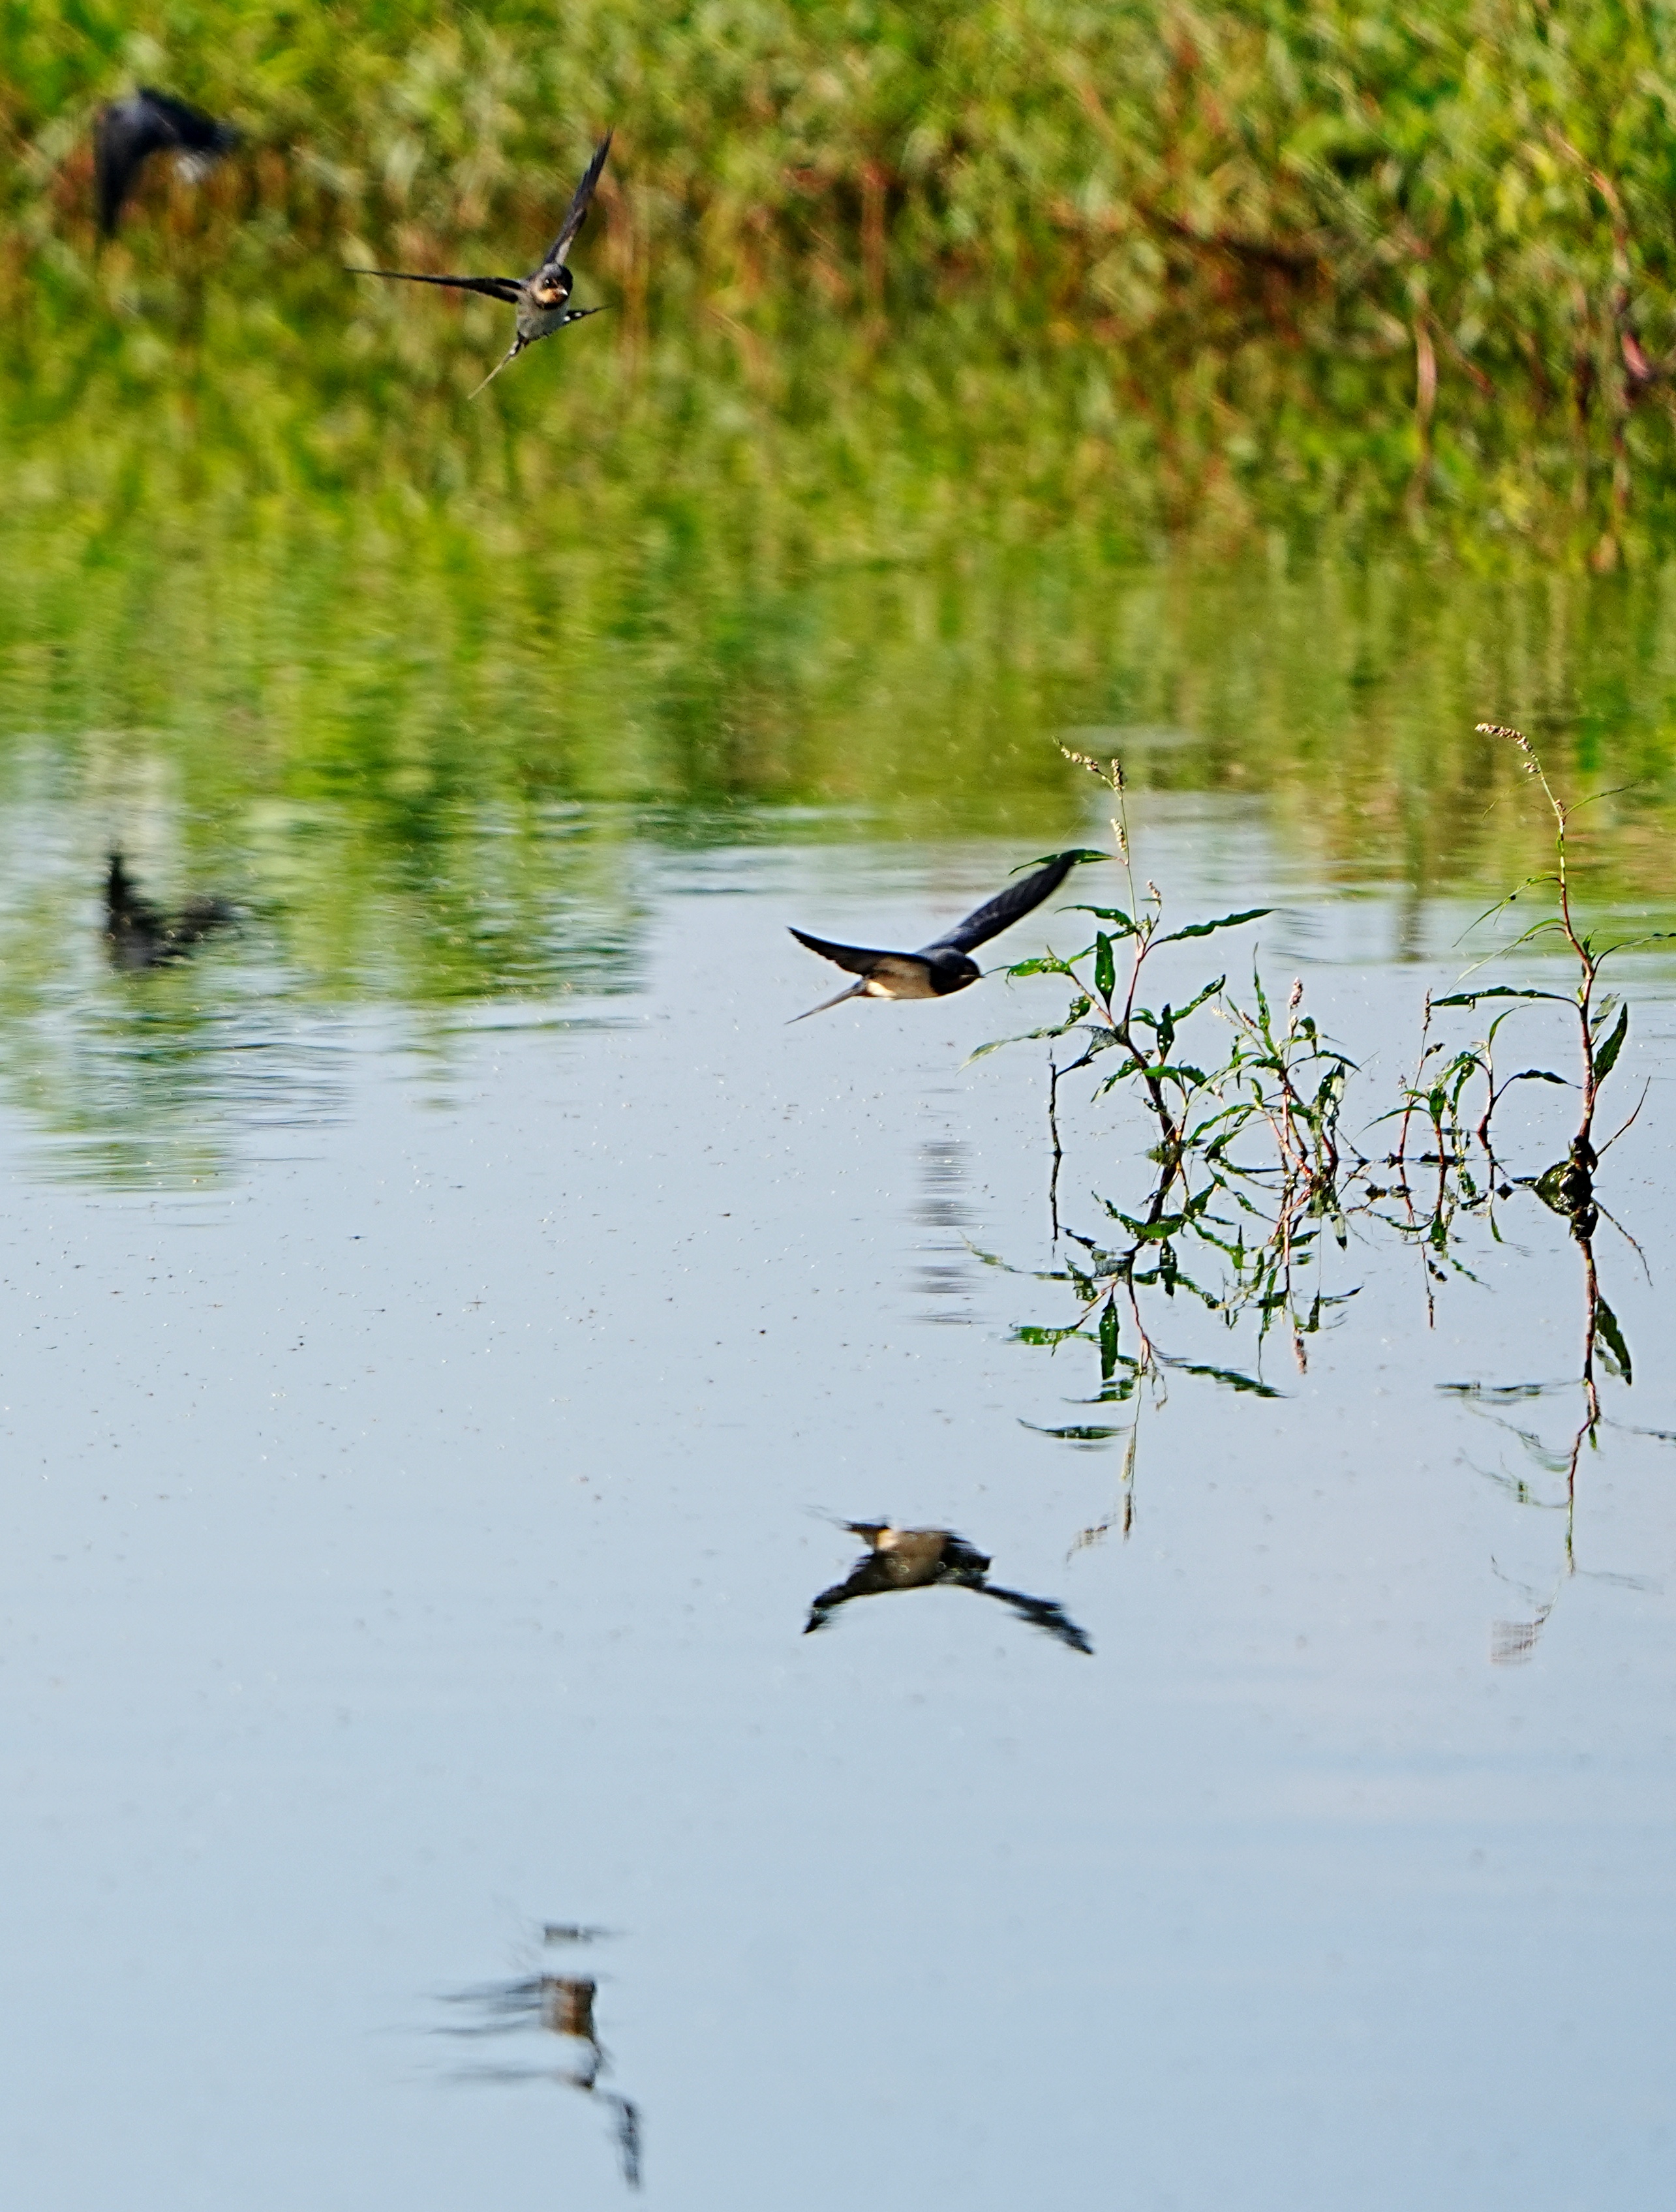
[787, 848, 1104, 1022]
[347, 134, 613, 397]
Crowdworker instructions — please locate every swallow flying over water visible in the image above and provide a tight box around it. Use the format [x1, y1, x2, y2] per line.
[348, 134, 613, 397]
[788, 847, 1102, 1021]
[95, 88, 239, 237]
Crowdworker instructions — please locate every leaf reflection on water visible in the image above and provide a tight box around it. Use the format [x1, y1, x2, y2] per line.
[1450, 1154, 1664, 1663]
[985, 721, 1669, 1659]
[1005, 1100, 1658, 1657]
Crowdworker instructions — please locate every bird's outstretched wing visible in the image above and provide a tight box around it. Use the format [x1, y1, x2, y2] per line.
[95, 89, 236, 235]
[787, 927, 903, 978]
[95, 114, 145, 235]
[979, 1583, 1095, 1654]
[135, 87, 237, 156]
[920, 850, 1088, 956]
[536, 132, 613, 279]
[346, 269, 525, 304]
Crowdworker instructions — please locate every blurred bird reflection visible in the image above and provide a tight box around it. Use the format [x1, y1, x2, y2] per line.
[436, 1928, 641, 2189]
[104, 853, 236, 971]
[805, 1522, 1093, 1653]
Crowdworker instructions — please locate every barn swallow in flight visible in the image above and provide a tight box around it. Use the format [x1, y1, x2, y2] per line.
[94, 88, 239, 237]
[804, 1522, 1092, 1652]
[787, 847, 1103, 1021]
[348, 134, 613, 397]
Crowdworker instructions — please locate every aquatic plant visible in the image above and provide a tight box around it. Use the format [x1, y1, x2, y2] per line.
[986, 720, 1658, 1566]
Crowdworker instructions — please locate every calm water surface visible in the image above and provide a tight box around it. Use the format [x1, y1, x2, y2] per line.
[3, 599, 1676, 2208]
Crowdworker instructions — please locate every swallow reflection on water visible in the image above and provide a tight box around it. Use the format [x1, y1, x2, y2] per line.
[104, 853, 235, 970]
[95, 89, 239, 237]
[438, 1931, 641, 2189]
[788, 848, 1102, 1022]
[348, 134, 613, 398]
[805, 1523, 1093, 1653]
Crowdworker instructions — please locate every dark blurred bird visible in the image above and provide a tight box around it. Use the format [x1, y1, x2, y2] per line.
[95, 87, 239, 238]
[804, 1521, 1093, 1653]
[348, 133, 613, 397]
[787, 848, 1103, 1022]
[104, 853, 235, 970]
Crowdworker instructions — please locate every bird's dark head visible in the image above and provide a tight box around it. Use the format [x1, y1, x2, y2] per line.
[928, 950, 981, 995]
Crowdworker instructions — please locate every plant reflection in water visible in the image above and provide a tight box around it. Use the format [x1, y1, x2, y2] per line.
[983, 727, 1666, 1645]
[804, 1521, 1093, 1654]
[433, 1925, 641, 2190]
[1442, 1145, 1662, 1665]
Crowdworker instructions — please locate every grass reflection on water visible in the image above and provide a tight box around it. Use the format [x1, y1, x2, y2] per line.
[5, 502, 1676, 1177]
[7, 513, 1676, 885]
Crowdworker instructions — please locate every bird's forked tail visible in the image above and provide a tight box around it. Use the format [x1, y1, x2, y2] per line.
[468, 339, 525, 401]
[788, 980, 867, 1023]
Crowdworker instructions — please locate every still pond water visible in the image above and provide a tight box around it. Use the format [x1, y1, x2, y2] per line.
[3, 554, 1676, 2210]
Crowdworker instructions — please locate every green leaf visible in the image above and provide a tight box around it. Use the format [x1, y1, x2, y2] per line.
[1094, 932, 1116, 1001]
[1166, 1359, 1284, 1399]
[1064, 905, 1140, 934]
[1592, 1004, 1629, 1083]
[966, 1002, 1097, 1063]
[1012, 849, 1113, 874]
[1003, 954, 1078, 978]
[1596, 1298, 1633, 1386]
[1108, 1206, 1193, 1241]
[968, 1027, 1062, 1064]
[1098, 1297, 1119, 1382]
[1175, 973, 1226, 1023]
[1093, 1060, 1146, 1093]
[1430, 986, 1570, 1007]
[1157, 907, 1273, 945]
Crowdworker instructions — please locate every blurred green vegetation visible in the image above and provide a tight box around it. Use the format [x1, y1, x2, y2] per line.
[11, 2, 1676, 551]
